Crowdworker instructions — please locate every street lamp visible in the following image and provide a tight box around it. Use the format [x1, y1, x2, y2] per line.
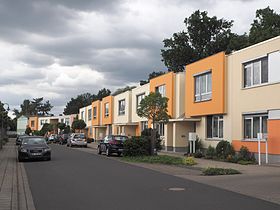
[0, 102, 10, 150]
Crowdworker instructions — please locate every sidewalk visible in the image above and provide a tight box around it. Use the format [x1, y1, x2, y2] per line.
[0, 139, 35, 210]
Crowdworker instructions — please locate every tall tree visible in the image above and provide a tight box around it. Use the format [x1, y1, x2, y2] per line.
[16, 98, 53, 117]
[161, 10, 248, 72]
[96, 88, 111, 100]
[63, 93, 95, 115]
[249, 7, 280, 45]
[137, 92, 170, 155]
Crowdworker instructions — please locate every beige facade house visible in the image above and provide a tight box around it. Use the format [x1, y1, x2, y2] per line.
[113, 89, 137, 137]
[131, 83, 150, 136]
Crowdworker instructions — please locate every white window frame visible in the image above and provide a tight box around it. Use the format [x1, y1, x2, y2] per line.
[156, 122, 165, 137]
[194, 72, 212, 102]
[243, 113, 268, 140]
[118, 99, 126, 116]
[81, 111, 84, 120]
[88, 109, 92, 121]
[141, 121, 148, 131]
[243, 57, 268, 88]
[104, 103, 109, 117]
[93, 107, 97, 119]
[155, 85, 166, 97]
[207, 115, 223, 139]
[136, 93, 145, 109]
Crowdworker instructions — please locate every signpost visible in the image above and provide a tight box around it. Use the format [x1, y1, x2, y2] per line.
[257, 133, 268, 165]
[188, 132, 197, 154]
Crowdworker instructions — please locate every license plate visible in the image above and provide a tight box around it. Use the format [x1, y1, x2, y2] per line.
[32, 153, 41, 156]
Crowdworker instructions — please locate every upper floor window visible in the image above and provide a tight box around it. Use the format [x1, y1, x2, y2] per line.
[31, 120, 35, 127]
[93, 107, 97, 119]
[156, 122, 165, 137]
[81, 111, 84, 120]
[136, 93, 145, 108]
[244, 113, 268, 139]
[88, 109, 92, 121]
[104, 103, 109, 117]
[155, 85, 166, 97]
[194, 72, 212, 102]
[243, 57, 268, 88]
[118, 99, 125, 115]
[207, 115, 223, 139]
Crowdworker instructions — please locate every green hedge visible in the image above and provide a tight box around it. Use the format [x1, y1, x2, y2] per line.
[202, 167, 241, 176]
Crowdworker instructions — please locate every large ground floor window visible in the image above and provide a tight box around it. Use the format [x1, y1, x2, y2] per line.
[156, 123, 165, 137]
[207, 115, 223, 139]
[243, 113, 268, 139]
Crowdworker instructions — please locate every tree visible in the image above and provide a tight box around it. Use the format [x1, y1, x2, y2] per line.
[64, 125, 71, 134]
[137, 92, 170, 155]
[71, 119, 86, 133]
[249, 7, 280, 45]
[96, 88, 111, 100]
[112, 86, 136, 96]
[161, 10, 248, 72]
[25, 127, 32, 135]
[16, 98, 53, 117]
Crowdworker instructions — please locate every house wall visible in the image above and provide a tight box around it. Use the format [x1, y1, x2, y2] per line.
[101, 96, 114, 125]
[113, 91, 132, 124]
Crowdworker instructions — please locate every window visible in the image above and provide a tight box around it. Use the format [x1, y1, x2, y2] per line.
[118, 99, 125, 115]
[31, 120, 34, 127]
[60, 119, 64, 123]
[243, 57, 268, 88]
[141, 121, 148, 131]
[93, 107, 97, 119]
[40, 120, 44, 126]
[89, 127, 92, 136]
[104, 103, 109, 117]
[243, 113, 268, 139]
[195, 72, 212, 102]
[207, 115, 223, 139]
[155, 85, 166, 97]
[156, 123, 165, 136]
[65, 118, 70, 126]
[88, 109, 92, 121]
[136, 93, 145, 108]
[81, 111, 84, 120]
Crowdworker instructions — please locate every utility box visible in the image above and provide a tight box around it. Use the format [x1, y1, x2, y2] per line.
[188, 132, 197, 141]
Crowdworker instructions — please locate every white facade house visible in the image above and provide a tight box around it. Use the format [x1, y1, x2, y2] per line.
[16, 115, 28, 134]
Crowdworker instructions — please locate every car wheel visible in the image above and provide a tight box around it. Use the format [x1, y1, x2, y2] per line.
[97, 146, 102, 155]
[106, 148, 111, 157]
[84, 145, 87, 148]
[70, 143, 73, 147]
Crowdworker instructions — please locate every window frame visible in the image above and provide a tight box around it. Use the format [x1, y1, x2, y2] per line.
[243, 56, 268, 88]
[194, 71, 212, 102]
[93, 107, 97, 119]
[156, 122, 165, 137]
[243, 113, 268, 140]
[136, 93, 145, 109]
[88, 108, 92, 121]
[104, 103, 109, 117]
[207, 115, 223, 139]
[141, 121, 148, 131]
[118, 99, 126, 116]
[155, 85, 166, 97]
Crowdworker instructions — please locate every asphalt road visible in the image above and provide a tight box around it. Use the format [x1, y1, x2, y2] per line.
[24, 145, 280, 210]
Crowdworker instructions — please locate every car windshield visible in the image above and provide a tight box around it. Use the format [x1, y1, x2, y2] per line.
[22, 138, 46, 145]
[74, 134, 85, 138]
[113, 136, 128, 141]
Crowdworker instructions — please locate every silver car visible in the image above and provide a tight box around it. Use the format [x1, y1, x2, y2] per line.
[67, 133, 87, 148]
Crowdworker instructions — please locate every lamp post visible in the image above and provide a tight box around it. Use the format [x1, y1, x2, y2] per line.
[0, 102, 10, 150]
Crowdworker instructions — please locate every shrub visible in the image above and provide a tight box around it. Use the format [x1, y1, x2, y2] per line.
[182, 157, 197, 166]
[121, 155, 184, 165]
[216, 140, 235, 159]
[237, 160, 256, 165]
[202, 167, 241, 176]
[238, 146, 256, 162]
[205, 146, 216, 159]
[194, 151, 203, 158]
[123, 136, 150, 156]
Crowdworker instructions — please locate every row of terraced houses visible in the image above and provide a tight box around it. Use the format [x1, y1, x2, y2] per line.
[78, 36, 280, 162]
[25, 36, 280, 162]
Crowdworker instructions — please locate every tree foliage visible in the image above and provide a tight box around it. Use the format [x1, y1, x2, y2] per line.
[161, 8, 280, 72]
[71, 119, 86, 131]
[14, 98, 53, 117]
[0, 101, 16, 131]
[112, 86, 136, 96]
[249, 7, 280, 45]
[64, 89, 111, 115]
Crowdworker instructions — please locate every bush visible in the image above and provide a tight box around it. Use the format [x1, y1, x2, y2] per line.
[182, 157, 197, 166]
[216, 140, 235, 159]
[238, 146, 255, 162]
[121, 155, 184, 165]
[205, 146, 216, 159]
[123, 136, 150, 156]
[237, 160, 256, 165]
[141, 128, 162, 151]
[202, 167, 241, 176]
[194, 151, 203, 158]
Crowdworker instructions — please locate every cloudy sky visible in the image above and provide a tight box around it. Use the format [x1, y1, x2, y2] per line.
[0, 0, 279, 116]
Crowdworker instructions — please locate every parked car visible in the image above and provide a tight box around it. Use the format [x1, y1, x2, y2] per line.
[47, 134, 57, 143]
[18, 136, 51, 162]
[59, 134, 69, 145]
[97, 135, 128, 156]
[67, 133, 87, 147]
[16, 134, 28, 145]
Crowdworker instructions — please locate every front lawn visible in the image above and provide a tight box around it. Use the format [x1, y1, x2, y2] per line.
[121, 155, 197, 166]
